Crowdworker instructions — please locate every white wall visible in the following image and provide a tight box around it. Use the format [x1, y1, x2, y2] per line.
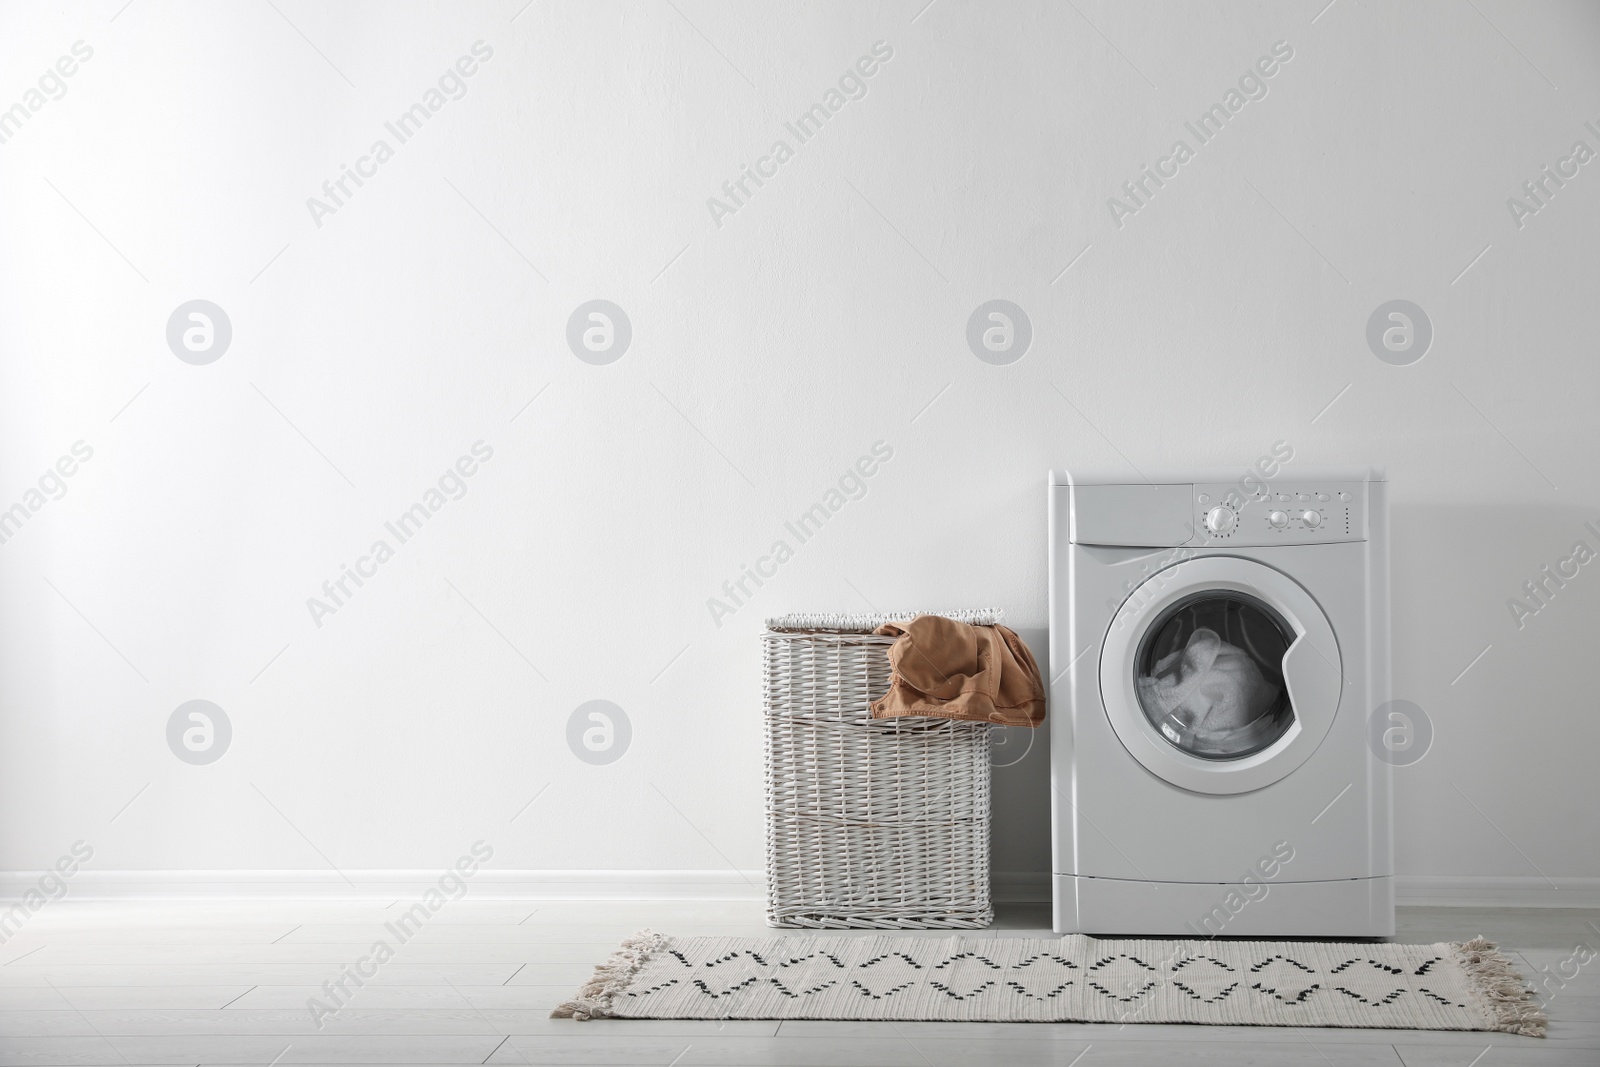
[2, 0, 1597, 902]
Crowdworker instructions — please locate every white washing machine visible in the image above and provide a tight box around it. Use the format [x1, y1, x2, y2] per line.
[1048, 467, 1393, 937]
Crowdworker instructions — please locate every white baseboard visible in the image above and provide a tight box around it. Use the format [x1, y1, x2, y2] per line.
[5, 870, 1597, 908]
[993, 871, 1052, 903]
[0, 869, 766, 902]
[1395, 876, 1600, 909]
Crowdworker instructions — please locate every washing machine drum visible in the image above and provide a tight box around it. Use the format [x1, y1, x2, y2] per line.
[1101, 557, 1343, 796]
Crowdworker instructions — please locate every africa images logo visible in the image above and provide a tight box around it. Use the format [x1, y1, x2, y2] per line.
[1107, 41, 1294, 228]
[705, 41, 894, 228]
[304, 42, 494, 228]
[305, 442, 494, 628]
[706, 441, 894, 627]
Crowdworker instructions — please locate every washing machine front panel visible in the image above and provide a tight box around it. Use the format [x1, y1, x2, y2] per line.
[1056, 538, 1386, 887]
[1100, 556, 1343, 796]
[1050, 475, 1391, 933]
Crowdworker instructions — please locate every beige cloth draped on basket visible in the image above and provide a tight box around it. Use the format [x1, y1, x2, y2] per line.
[869, 614, 1046, 728]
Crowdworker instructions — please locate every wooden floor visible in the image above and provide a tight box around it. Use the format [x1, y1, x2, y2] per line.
[0, 900, 1593, 1065]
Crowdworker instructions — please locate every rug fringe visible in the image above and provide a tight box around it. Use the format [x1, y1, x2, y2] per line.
[550, 928, 668, 1021]
[1452, 936, 1547, 1037]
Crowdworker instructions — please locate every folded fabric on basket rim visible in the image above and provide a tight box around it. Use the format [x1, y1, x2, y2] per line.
[869, 613, 1045, 728]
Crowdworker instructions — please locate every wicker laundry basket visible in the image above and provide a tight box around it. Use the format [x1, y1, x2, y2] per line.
[762, 610, 996, 929]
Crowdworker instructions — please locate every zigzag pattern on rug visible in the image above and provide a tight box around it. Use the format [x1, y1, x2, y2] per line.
[553, 930, 1545, 1037]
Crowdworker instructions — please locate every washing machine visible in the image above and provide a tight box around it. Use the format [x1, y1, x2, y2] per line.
[1048, 467, 1392, 937]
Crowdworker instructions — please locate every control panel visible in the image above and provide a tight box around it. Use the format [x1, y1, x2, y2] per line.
[1191, 481, 1365, 546]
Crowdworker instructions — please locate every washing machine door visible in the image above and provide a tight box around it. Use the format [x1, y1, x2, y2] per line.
[1100, 556, 1343, 795]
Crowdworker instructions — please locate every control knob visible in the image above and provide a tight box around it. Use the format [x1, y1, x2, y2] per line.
[1268, 510, 1290, 529]
[1205, 506, 1236, 534]
[1302, 509, 1323, 528]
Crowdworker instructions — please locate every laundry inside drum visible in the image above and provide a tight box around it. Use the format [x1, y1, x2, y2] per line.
[1133, 591, 1296, 760]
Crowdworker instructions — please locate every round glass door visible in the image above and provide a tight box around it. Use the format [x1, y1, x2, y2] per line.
[1134, 592, 1295, 760]
[1099, 555, 1343, 795]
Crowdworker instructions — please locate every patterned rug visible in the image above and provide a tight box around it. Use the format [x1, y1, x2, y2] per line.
[552, 931, 1544, 1036]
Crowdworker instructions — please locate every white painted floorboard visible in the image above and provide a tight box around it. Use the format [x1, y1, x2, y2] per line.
[0, 902, 1592, 1065]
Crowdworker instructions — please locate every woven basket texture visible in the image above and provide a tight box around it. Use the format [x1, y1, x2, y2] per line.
[761, 610, 996, 929]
